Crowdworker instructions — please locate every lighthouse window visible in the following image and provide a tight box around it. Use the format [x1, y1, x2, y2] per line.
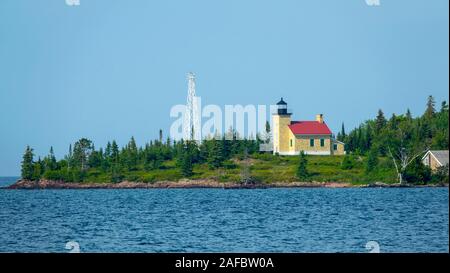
[290, 139, 293, 147]
[320, 139, 325, 147]
[310, 139, 314, 147]
[333, 144, 338, 151]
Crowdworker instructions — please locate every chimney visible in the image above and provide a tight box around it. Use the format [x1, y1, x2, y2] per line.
[316, 114, 324, 123]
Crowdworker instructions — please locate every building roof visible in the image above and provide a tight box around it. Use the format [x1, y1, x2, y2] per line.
[288, 121, 332, 135]
[332, 139, 345, 145]
[276, 97, 287, 105]
[424, 150, 449, 166]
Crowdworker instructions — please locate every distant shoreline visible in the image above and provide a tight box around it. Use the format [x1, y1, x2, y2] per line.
[3, 179, 448, 189]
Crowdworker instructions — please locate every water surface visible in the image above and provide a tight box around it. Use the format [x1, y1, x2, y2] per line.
[0, 177, 448, 253]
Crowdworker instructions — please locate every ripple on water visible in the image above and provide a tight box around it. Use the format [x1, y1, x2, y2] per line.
[0, 188, 448, 252]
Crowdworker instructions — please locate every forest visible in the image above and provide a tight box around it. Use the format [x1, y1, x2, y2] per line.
[20, 96, 449, 185]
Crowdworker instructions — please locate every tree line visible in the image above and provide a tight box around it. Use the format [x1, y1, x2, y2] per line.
[21, 96, 448, 184]
[331, 95, 448, 184]
[21, 129, 262, 182]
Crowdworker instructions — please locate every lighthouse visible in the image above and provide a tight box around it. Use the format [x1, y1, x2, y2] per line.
[271, 97, 345, 155]
[272, 98, 292, 154]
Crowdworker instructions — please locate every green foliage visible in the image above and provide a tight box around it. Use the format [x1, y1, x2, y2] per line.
[21, 146, 34, 180]
[375, 109, 387, 134]
[31, 158, 43, 181]
[341, 154, 355, 170]
[296, 151, 309, 180]
[431, 164, 449, 184]
[43, 169, 68, 181]
[403, 157, 432, 184]
[365, 147, 379, 174]
[345, 96, 448, 155]
[424, 95, 436, 119]
[44, 147, 57, 171]
[180, 143, 194, 177]
[21, 98, 448, 186]
[207, 139, 225, 169]
[72, 138, 93, 171]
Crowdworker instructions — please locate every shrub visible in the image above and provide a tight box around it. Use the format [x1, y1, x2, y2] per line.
[365, 148, 379, 174]
[341, 154, 355, 170]
[404, 157, 432, 184]
[431, 164, 449, 184]
[296, 151, 309, 180]
[43, 170, 67, 181]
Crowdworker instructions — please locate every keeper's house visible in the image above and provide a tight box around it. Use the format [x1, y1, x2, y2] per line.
[272, 98, 345, 155]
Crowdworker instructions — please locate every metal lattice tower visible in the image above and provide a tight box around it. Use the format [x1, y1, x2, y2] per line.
[183, 72, 200, 141]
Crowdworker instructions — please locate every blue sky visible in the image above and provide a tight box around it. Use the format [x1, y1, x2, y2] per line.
[0, 0, 448, 176]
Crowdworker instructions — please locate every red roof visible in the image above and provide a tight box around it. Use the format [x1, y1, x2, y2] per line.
[288, 121, 332, 135]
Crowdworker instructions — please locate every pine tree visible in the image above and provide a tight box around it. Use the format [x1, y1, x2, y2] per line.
[72, 138, 93, 171]
[88, 149, 103, 169]
[66, 144, 73, 168]
[365, 124, 373, 152]
[264, 121, 271, 143]
[440, 101, 449, 113]
[389, 113, 398, 130]
[45, 146, 57, 171]
[365, 147, 379, 174]
[111, 140, 119, 163]
[180, 142, 193, 177]
[296, 151, 309, 180]
[21, 146, 34, 180]
[127, 136, 138, 170]
[424, 95, 436, 119]
[341, 154, 355, 170]
[340, 122, 346, 140]
[208, 140, 225, 169]
[32, 157, 43, 181]
[105, 142, 112, 159]
[375, 109, 387, 134]
[406, 108, 412, 120]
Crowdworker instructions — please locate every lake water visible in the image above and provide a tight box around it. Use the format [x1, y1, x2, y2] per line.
[0, 177, 448, 253]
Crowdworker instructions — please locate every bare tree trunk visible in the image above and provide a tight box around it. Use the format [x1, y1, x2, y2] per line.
[388, 143, 428, 185]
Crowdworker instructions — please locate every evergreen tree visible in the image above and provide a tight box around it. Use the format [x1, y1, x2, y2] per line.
[45, 146, 57, 171]
[72, 138, 93, 171]
[88, 148, 103, 169]
[340, 122, 346, 140]
[32, 157, 44, 180]
[126, 136, 138, 170]
[341, 154, 355, 170]
[365, 147, 379, 174]
[365, 124, 373, 152]
[21, 146, 34, 180]
[440, 101, 449, 113]
[389, 113, 398, 130]
[180, 142, 193, 177]
[424, 95, 436, 119]
[111, 140, 119, 163]
[406, 108, 412, 120]
[66, 144, 73, 168]
[264, 121, 271, 143]
[208, 139, 225, 169]
[296, 151, 309, 180]
[375, 109, 387, 134]
[104, 142, 112, 159]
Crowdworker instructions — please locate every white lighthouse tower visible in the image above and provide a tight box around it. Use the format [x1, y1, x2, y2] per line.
[183, 72, 201, 141]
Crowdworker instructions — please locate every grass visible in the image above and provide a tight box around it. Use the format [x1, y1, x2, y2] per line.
[82, 154, 399, 184]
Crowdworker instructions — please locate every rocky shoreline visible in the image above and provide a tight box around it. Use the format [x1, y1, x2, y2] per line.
[3, 179, 448, 189]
